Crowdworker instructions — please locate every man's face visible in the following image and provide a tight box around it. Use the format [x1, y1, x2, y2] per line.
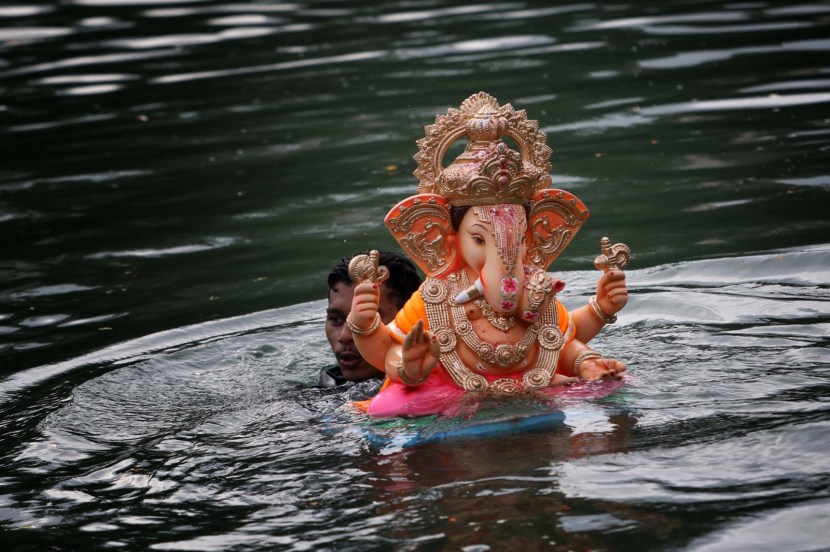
[325, 281, 400, 382]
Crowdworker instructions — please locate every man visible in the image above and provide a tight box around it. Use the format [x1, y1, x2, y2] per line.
[321, 251, 422, 387]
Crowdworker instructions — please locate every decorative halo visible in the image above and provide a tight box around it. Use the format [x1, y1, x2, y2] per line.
[413, 91, 553, 194]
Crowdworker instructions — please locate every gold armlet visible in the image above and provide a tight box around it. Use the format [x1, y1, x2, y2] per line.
[393, 359, 429, 386]
[589, 295, 617, 324]
[574, 350, 603, 379]
[346, 313, 381, 336]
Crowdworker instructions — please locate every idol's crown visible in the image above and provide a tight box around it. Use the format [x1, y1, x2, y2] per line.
[413, 92, 552, 206]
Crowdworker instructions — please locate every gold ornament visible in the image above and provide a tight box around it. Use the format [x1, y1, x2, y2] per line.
[346, 313, 383, 335]
[473, 296, 516, 332]
[386, 94, 593, 274]
[593, 237, 631, 272]
[393, 358, 429, 386]
[346, 312, 381, 336]
[455, 271, 538, 368]
[413, 91, 552, 206]
[589, 295, 617, 324]
[418, 272, 573, 395]
[347, 250, 390, 284]
[524, 266, 554, 317]
[573, 350, 603, 379]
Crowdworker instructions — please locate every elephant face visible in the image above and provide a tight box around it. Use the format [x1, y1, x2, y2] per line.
[457, 204, 527, 315]
[385, 189, 590, 301]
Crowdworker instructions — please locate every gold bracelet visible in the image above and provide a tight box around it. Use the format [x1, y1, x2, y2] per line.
[573, 350, 602, 378]
[394, 359, 429, 386]
[346, 312, 381, 336]
[589, 295, 617, 324]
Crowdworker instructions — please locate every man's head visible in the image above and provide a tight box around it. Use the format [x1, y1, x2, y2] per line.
[325, 251, 422, 382]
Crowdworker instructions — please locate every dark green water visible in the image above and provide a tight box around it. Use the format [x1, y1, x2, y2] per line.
[1, 1, 829, 550]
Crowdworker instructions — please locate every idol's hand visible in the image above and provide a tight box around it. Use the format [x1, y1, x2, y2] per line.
[398, 320, 440, 384]
[596, 269, 628, 316]
[349, 280, 380, 331]
[578, 358, 626, 381]
[550, 373, 579, 386]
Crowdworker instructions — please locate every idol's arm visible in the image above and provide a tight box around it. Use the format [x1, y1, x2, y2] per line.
[573, 270, 628, 343]
[349, 280, 395, 370]
[559, 337, 626, 381]
[571, 306, 605, 344]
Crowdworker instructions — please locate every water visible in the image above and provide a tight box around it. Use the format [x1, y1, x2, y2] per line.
[1, 0, 829, 549]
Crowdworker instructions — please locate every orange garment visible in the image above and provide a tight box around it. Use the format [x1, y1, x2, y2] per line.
[390, 289, 429, 343]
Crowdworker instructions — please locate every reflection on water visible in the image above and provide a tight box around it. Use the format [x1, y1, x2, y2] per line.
[1, 0, 829, 549]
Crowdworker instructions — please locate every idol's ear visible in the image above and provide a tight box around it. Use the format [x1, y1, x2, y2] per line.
[525, 189, 590, 270]
[385, 194, 459, 278]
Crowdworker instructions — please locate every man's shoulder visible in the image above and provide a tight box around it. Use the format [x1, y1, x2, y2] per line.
[318, 366, 348, 388]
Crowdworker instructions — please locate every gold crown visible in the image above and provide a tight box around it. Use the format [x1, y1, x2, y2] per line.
[413, 92, 552, 206]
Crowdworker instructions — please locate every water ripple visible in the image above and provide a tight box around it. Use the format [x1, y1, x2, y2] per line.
[144, 3, 300, 18]
[640, 38, 830, 69]
[685, 499, 830, 551]
[0, 49, 180, 78]
[0, 27, 73, 42]
[57, 83, 123, 96]
[86, 237, 237, 259]
[152, 49, 382, 84]
[741, 78, 830, 93]
[640, 21, 812, 35]
[544, 92, 830, 135]
[207, 14, 284, 26]
[370, 4, 512, 24]
[0, 5, 55, 17]
[71, 0, 212, 6]
[106, 26, 280, 50]
[577, 11, 747, 31]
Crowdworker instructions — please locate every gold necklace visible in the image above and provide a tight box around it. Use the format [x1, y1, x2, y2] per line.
[421, 273, 570, 395]
[473, 296, 516, 331]
[455, 271, 539, 369]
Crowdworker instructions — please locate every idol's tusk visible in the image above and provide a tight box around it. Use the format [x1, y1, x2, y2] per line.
[453, 278, 484, 304]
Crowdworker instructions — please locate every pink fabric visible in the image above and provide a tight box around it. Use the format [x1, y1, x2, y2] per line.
[367, 369, 466, 418]
[366, 367, 627, 418]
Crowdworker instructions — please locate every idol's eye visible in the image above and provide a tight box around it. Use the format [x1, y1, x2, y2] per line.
[472, 235, 485, 245]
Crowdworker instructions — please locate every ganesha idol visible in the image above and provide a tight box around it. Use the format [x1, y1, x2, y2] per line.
[347, 92, 631, 418]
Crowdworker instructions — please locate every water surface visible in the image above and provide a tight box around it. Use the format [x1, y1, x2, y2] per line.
[1, 1, 829, 550]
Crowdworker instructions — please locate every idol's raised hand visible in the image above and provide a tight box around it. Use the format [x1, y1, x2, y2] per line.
[593, 236, 630, 317]
[596, 269, 628, 316]
[347, 250, 390, 334]
[394, 320, 440, 386]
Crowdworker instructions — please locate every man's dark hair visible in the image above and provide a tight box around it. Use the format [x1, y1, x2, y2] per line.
[327, 251, 423, 309]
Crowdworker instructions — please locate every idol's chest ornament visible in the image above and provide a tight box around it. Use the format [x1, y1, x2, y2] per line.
[422, 269, 572, 395]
